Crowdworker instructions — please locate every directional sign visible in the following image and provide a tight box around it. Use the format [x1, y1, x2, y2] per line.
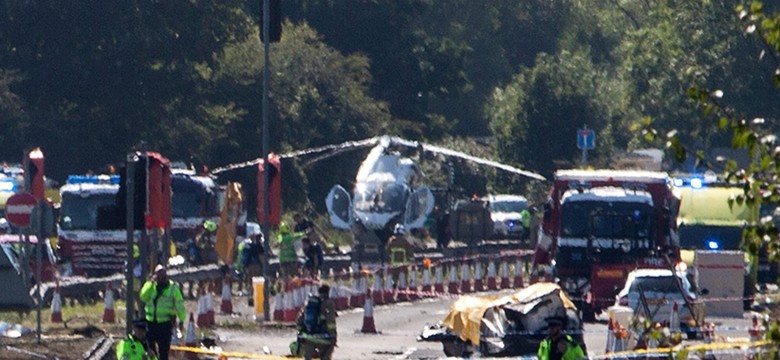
[577, 128, 596, 150]
[6, 193, 37, 227]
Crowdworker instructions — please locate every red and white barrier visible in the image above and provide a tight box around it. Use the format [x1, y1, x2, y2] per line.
[408, 265, 419, 301]
[473, 260, 484, 292]
[447, 262, 460, 294]
[371, 271, 385, 305]
[206, 281, 216, 326]
[197, 287, 210, 327]
[422, 266, 432, 296]
[102, 283, 116, 323]
[486, 258, 498, 290]
[460, 261, 472, 294]
[383, 268, 395, 304]
[397, 269, 409, 302]
[350, 272, 365, 308]
[434, 265, 445, 294]
[220, 276, 233, 314]
[513, 257, 524, 288]
[499, 259, 511, 289]
[282, 282, 298, 323]
[273, 285, 284, 322]
[361, 290, 377, 334]
[50, 282, 63, 323]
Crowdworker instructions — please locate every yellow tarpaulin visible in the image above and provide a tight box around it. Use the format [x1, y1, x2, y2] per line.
[442, 282, 576, 346]
[675, 186, 749, 227]
[215, 182, 243, 264]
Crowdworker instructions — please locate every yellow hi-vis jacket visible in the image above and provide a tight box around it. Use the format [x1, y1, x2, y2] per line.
[139, 280, 186, 324]
[538, 334, 585, 360]
[116, 335, 157, 360]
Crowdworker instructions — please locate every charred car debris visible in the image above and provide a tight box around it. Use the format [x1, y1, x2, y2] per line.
[418, 282, 586, 358]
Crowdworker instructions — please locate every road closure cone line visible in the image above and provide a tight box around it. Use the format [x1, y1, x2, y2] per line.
[473, 260, 484, 292]
[102, 283, 116, 323]
[383, 268, 395, 304]
[408, 265, 419, 301]
[220, 276, 233, 314]
[360, 290, 377, 334]
[206, 281, 216, 326]
[513, 257, 524, 288]
[460, 261, 472, 294]
[282, 282, 297, 323]
[336, 270, 349, 310]
[421, 266, 432, 296]
[434, 265, 444, 295]
[397, 269, 409, 302]
[50, 282, 63, 323]
[185, 312, 198, 360]
[669, 302, 680, 333]
[372, 271, 385, 305]
[349, 272, 364, 309]
[197, 287, 209, 328]
[486, 258, 498, 290]
[499, 259, 511, 289]
[273, 285, 284, 322]
[447, 262, 460, 295]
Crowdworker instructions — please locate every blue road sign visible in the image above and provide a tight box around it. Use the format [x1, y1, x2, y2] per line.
[577, 128, 596, 150]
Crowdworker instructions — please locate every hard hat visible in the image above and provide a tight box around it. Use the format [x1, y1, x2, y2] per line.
[279, 222, 291, 234]
[0, 218, 8, 231]
[203, 220, 217, 232]
[394, 224, 406, 235]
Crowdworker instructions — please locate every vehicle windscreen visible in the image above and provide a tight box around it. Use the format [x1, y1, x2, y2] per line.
[679, 224, 743, 250]
[60, 193, 117, 230]
[354, 183, 407, 213]
[630, 275, 692, 295]
[561, 201, 652, 238]
[491, 200, 527, 213]
[172, 176, 220, 218]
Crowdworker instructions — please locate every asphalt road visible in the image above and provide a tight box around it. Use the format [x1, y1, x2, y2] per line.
[212, 289, 755, 360]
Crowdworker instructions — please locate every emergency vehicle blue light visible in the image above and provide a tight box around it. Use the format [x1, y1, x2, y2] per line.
[507, 220, 516, 229]
[67, 175, 121, 185]
[0, 179, 15, 192]
[707, 240, 719, 250]
[673, 178, 684, 187]
[690, 178, 703, 189]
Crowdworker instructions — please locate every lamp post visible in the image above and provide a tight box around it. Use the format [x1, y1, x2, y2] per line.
[261, 0, 272, 322]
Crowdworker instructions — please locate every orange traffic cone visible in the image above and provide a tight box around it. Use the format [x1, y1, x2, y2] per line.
[196, 286, 209, 328]
[361, 290, 377, 334]
[408, 265, 419, 301]
[50, 282, 63, 323]
[282, 281, 297, 322]
[460, 261, 472, 294]
[499, 259, 511, 289]
[220, 276, 233, 314]
[447, 262, 460, 295]
[473, 260, 484, 292]
[421, 266, 432, 296]
[273, 284, 285, 321]
[433, 265, 445, 294]
[486, 257, 498, 290]
[513, 257, 524, 288]
[372, 271, 385, 305]
[396, 269, 409, 302]
[206, 280, 216, 326]
[102, 283, 115, 323]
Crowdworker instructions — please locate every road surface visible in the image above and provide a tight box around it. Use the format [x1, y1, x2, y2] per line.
[212, 290, 754, 360]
